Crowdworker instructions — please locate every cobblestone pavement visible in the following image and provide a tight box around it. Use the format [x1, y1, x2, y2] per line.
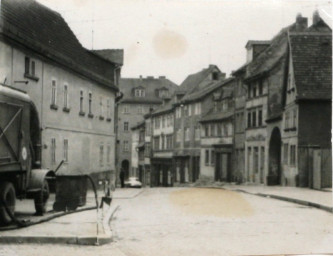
[1, 187, 333, 256]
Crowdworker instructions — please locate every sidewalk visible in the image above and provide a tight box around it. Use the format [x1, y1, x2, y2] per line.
[0, 189, 144, 245]
[222, 184, 333, 213]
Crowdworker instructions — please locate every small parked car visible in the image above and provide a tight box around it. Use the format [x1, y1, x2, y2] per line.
[124, 177, 142, 188]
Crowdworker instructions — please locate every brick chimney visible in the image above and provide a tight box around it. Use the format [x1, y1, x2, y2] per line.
[296, 13, 308, 31]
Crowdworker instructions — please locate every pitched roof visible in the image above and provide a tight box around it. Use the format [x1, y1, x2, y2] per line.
[0, 0, 117, 90]
[151, 97, 176, 116]
[119, 77, 178, 104]
[92, 49, 124, 65]
[200, 109, 234, 123]
[181, 77, 235, 103]
[289, 32, 332, 100]
[245, 25, 291, 81]
[177, 65, 223, 94]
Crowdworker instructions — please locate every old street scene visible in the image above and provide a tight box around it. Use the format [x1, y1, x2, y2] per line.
[0, 0, 332, 255]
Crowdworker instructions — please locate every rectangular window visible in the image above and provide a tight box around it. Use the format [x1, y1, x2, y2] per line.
[259, 80, 263, 95]
[205, 125, 209, 137]
[63, 85, 68, 108]
[195, 127, 201, 141]
[25, 57, 30, 74]
[252, 111, 257, 127]
[161, 134, 165, 150]
[123, 140, 129, 152]
[31, 61, 35, 76]
[185, 128, 190, 141]
[247, 112, 251, 128]
[253, 85, 257, 98]
[106, 99, 111, 119]
[225, 124, 229, 136]
[155, 117, 160, 129]
[247, 85, 251, 99]
[162, 116, 165, 128]
[145, 143, 151, 157]
[124, 122, 129, 131]
[258, 109, 262, 126]
[154, 137, 160, 150]
[211, 150, 215, 165]
[290, 145, 296, 166]
[285, 111, 290, 129]
[89, 93, 93, 115]
[217, 123, 222, 136]
[292, 109, 297, 128]
[99, 144, 104, 167]
[99, 97, 104, 117]
[205, 150, 210, 166]
[63, 139, 68, 163]
[79, 90, 84, 113]
[107, 144, 111, 164]
[210, 124, 215, 137]
[283, 143, 288, 164]
[51, 80, 57, 105]
[51, 138, 56, 164]
[123, 105, 129, 114]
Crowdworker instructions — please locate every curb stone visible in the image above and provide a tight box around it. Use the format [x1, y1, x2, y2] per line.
[231, 188, 333, 214]
[198, 186, 333, 214]
[0, 203, 120, 245]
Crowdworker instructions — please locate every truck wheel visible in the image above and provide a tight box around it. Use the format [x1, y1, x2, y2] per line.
[0, 182, 16, 225]
[34, 179, 49, 216]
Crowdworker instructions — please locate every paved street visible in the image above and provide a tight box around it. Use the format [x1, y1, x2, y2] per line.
[1, 187, 333, 256]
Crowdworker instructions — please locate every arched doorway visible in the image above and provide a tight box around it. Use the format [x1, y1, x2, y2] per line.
[268, 127, 282, 185]
[121, 160, 130, 180]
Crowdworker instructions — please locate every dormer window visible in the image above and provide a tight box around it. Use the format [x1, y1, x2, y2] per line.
[212, 72, 219, 80]
[135, 88, 145, 97]
[158, 88, 169, 98]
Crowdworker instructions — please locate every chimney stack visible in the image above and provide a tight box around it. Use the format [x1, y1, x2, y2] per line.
[313, 10, 321, 24]
[296, 13, 308, 31]
[159, 76, 166, 79]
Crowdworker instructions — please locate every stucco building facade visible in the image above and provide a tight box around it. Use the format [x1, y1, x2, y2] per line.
[0, 0, 121, 185]
[116, 76, 177, 182]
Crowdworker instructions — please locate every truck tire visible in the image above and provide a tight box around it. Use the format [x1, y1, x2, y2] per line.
[34, 179, 49, 216]
[0, 182, 16, 225]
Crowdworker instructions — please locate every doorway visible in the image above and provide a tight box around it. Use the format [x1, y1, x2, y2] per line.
[268, 127, 282, 185]
[121, 160, 130, 180]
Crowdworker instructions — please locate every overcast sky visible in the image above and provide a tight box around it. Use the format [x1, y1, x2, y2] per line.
[39, 0, 332, 85]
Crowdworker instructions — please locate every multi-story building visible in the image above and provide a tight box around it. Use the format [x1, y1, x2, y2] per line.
[0, 0, 121, 185]
[231, 64, 248, 183]
[243, 12, 332, 188]
[173, 65, 226, 184]
[130, 121, 146, 184]
[281, 12, 331, 188]
[150, 98, 176, 187]
[199, 78, 235, 182]
[116, 76, 177, 181]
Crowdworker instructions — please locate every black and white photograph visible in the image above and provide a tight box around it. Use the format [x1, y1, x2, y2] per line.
[0, 0, 332, 255]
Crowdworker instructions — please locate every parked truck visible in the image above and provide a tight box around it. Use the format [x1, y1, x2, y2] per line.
[0, 84, 55, 225]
